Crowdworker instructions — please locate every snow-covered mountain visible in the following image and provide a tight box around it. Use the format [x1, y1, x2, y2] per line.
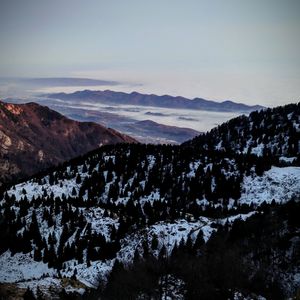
[185, 102, 300, 158]
[0, 103, 299, 299]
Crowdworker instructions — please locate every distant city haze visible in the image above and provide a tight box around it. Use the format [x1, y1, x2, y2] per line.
[0, 0, 299, 107]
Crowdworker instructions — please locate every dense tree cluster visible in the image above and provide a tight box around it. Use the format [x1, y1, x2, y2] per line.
[0, 140, 275, 271]
[186, 102, 300, 159]
[91, 200, 300, 300]
[0, 102, 298, 299]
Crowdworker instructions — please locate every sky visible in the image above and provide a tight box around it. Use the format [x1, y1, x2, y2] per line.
[0, 0, 299, 106]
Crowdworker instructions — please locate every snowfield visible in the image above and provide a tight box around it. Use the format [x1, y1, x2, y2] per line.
[6, 172, 85, 202]
[61, 259, 114, 288]
[240, 166, 300, 205]
[0, 251, 55, 283]
[117, 217, 215, 264]
[0, 253, 86, 297]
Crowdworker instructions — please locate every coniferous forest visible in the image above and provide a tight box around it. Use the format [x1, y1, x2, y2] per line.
[0, 103, 300, 299]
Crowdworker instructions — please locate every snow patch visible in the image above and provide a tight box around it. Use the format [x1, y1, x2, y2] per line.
[0, 251, 56, 283]
[240, 166, 300, 205]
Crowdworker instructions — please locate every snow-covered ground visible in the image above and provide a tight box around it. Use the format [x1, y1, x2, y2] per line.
[279, 156, 297, 164]
[118, 212, 257, 264]
[1, 164, 299, 295]
[117, 218, 215, 263]
[61, 259, 114, 288]
[0, 211, 256, 291]
[240, 166, 300, 205]
[6, 169, 87, 202]
[0, 249, 113, 290]
[0, 251, 55, 283]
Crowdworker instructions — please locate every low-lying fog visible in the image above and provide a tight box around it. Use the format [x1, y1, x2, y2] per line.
[57, 100, 240, 132]
[0, 78, 243, 134]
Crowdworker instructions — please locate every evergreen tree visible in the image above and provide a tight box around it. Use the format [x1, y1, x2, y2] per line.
[23, 287, 36, 300]
[151, 234, 159, 250]
[194, 229, 205, 250]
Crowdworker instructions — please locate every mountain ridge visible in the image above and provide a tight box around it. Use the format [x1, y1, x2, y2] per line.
[46, 89, 264, 112]
[184, 102, 300, 158]
[0, 100, 136, 185]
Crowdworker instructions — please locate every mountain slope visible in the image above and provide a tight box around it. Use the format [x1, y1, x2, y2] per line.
[0, 100, 135, 185]
[124, 120, 201, 144]
[4, 97, 202, 144]
[0, 102, 299, 299]
[185, 102, 300, 158]
[46, 90, 263, 112]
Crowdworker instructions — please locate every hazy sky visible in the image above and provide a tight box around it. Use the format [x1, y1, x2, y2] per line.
[0, 0, 299, 106]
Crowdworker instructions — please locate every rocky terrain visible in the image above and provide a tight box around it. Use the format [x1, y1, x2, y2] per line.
[0, 100, 135, 185]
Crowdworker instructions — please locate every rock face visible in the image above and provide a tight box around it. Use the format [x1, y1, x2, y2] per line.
[0, 100, 135, 184]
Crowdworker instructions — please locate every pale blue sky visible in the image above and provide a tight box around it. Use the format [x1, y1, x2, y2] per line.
[0, 0, 299, 105]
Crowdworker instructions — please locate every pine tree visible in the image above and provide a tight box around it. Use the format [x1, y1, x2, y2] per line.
[29, 211, 42, 247]
[71, 268, 77, 280]
[76, 173, 82, 184]
[158, 244, 167, 261]
[23, 287, 36, 300]
[185, 234, 194, 254]
[142, 240, 149, 258]
[133, 248, 140, 263]
[151, 234, 159, 250]
[34, 247, 42, 262]
[36, 287, 44, 300]
[71, 187, 77, 196]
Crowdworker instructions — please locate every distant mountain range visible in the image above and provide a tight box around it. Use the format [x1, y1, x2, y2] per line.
[4, 97, 202, 144]
[0, 100, 135, 185]
[46, 90, 264, 112]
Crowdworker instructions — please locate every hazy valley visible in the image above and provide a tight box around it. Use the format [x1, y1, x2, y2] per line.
[1, 77, 259, 144]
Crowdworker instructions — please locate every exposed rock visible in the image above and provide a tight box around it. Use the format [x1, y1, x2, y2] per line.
[0, 100, 136, 185]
